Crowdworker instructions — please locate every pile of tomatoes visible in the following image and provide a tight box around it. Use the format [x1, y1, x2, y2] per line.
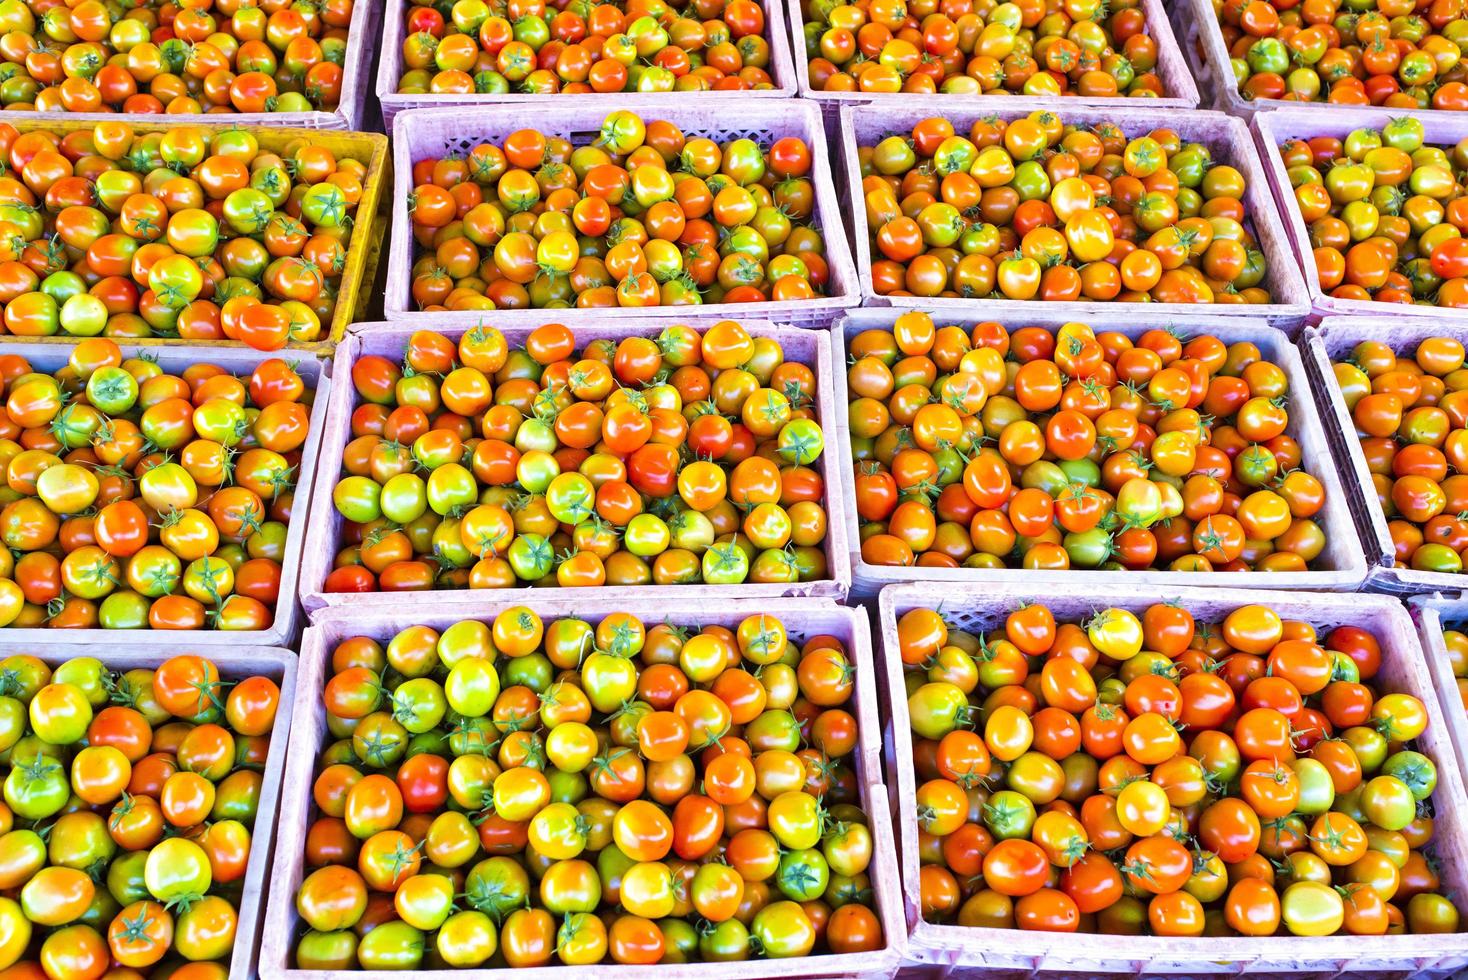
[408, 110, 831, 311]
[293, 609, 885, 968]
[898, 598, 1462, 937]
[0, 652, 281, 978]
[0, 339, 311, 631]
[0, 121, 370, 350]
[860, 112, 1273, 304]
[1283, 120, 1468, 309]
[1332, 335, 1468, 574]
[326, 320, 830, 593]
[397, 0, 778, 97]
[849, 313, 1329, 573]
[0, 0, 355, 115]
[801, 0, 1167, 98]
[1214, 0, 1468, 108]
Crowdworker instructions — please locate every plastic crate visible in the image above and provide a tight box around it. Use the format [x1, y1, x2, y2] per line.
[1253, 108, 1468, 322]
[296, 317, 852, 613]
[1299, 316, 1468, 595]
[384, 103, 858, 330]
[789, 0, 1199, 116]
[1411, 593, 1468, 779]
[6, 0, 379, 131]
[0, 340, 331, 647]
[0, 119, 387, 354]
[831, 307, 1366, 602]
[878, 581, 1468, 976]
[258, 596, 904, 980]
[1180, 0, 1468, 124]
[375, 0, 798, 131]
[839, 103, 1310, 328]
[12, 640, 298, 980]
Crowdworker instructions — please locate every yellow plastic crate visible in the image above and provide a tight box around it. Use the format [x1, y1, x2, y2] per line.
[0, 120, 388, 355]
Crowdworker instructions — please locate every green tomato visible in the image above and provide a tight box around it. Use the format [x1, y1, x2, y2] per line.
[701, 541, 748, 584]
[464, 856, 530, 922]
[297, 929, 360, 970]
[379, 473, 428, 524]
[144, 838, 212, 902]
[445, 659, 500, 718]
[390, 678, 447, 735]
[356, 920, 424, 970]
[515, 450, 560, 494]
[28, 683, 92, 744]
[333, 476, 381, 523]
[624, 513, 670, 557]
[777, 418, 824, 465]
[106, 851, 150, 906]
[907, 682, 969, 740]
[775, 849, 830, 902]
[545, 472, 595, 524]
[580, 652, 637, 713]
[427, 463, 478, 515]
[395, 873, 456, 931]
[1359, 775, 1416, 831]
[502, 652, 550, 693]
[1063, 527, 1113, 568]
[983, 788, 1037, 840]
[1246, 36, 1289, 74]
[98, 591, 150, 630]
[435, 910, 495, 967]
[750, 900, 815, 957]
[1381, 751, 1437, 802]
[299, 183, 349, 228]
[699, 918, 750, 961]
[507, 533, 554, 580]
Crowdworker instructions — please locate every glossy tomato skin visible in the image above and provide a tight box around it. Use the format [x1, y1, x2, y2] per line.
[0, 125, 362, 351]
[859, 116, 1265, 306]
[904, 597, 1461, 943]
[325, 320, 830, 595]
[293, 610, 883, 968]
[850, 312, 1326, 574]
[0, 336, 314, 632]
[0, 653, 276, 973]
[1335, 335, 1468, 574]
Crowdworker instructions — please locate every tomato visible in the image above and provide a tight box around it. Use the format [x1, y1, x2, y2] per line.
[0, 342, 308, 630]
[295, 613, 882, 965]
[410, 115, 822, 311]
[903, 596, 1455, 941]
[751, 901, 816, 957]
[0, 652, 277, 968]
[859, 114, 1266, 304]
[328, 320, 827, 593]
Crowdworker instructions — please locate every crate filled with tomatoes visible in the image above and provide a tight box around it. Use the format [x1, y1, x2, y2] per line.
[1410, 593, 1468, 771]
[790, 0, 1199, 115]
[0, 641, 296, 980]
[1180, 0, 1468, 120]
[377, 0, 798, 130]
[0, 0, 379, 128]
[258, 596, 902, 976]
[1300, 315, 1468, 595]
[1255, 108, 1468, 319]
[296, 317, 849, 610]
[0, 336, 330, 646]
[386, 102, 855, 328]
[0, 120, 387, 352]
[881, 581, 1468, 973]
[842, 104, 1308, 324]
[832, 308, 1365, 601]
